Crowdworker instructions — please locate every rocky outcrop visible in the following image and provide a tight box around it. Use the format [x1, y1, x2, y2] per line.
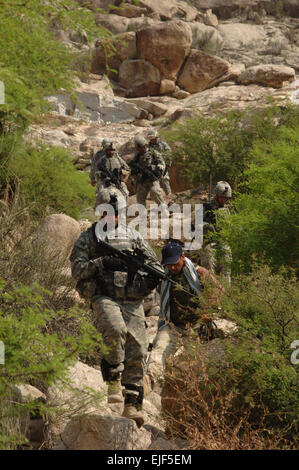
[118, 59, 161, 97]
[138, 0, 198, 21]
[33, 214, 81, 261]
[238, 64, 295, 88]
[58, 414, 152, 450]
[218, 23, 267, 50]
[177, 50, 231, 93]
[91, 32, 137, 78]
[137, 21, 192, 81]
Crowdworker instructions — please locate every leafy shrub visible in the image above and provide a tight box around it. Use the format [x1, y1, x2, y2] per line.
[164, 104, 299, 191]
[162, 266, 298, 449]
[1, 134, 94, 219]
[0, 281, 106, 449]
[220, 125, 299, 273]
[0, 0, 111, 130]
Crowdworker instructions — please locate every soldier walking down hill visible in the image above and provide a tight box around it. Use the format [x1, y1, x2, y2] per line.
[199, 181, 233, 286]
[129, 135, 167, 207]
[91, 139, 130, 214]
[147, 130, 172, 196]
[70, 196, 162, 427]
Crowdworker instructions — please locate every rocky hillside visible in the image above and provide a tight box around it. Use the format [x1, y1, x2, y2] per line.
[1, 0, 298, 451]
[26, 0, 298, 193]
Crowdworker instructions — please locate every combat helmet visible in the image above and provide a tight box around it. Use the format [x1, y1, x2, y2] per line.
[147, 129, 159, 139]
[102, 139, 115, 151]
[135, 135, 147, 149]
[215, 181, 232, 198]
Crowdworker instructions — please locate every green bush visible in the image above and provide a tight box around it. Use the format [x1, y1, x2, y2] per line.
[165, 104, 299, 191]
[0, 281, 106, 449]
[0, 0, 112, 130]
[220, 125, 299, 273]
[0, 134, 94, 218]
[162, 265, 298, 449]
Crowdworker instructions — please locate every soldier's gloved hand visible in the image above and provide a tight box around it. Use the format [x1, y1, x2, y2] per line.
[102, 256, 127, 272]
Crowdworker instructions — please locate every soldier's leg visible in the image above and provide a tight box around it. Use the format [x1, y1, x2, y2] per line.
[136, 180, 151, 206]
[120, 301, 148, 401]
[149, 180, 166, 205]
[199, 243, 217, 274]
[91, 296, 127, 379]
[216, 243, 232, 286]
[160, 173, 171, 195]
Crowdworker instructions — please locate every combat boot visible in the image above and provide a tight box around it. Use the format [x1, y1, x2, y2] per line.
[107, 378, 123, 404]
[122, 404, 144, 428]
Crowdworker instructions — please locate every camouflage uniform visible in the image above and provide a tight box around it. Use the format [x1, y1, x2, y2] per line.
[200, 197, 232, 285]
[70, 222, 161, 404]
[148, 138, 172, 196]
[130, 147, 166, 206]
[94, 150, 130, 209]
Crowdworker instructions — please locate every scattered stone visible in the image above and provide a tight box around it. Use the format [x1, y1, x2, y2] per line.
[160, 79, 176, 95]
[172, 89, 190, 99]
[238, 64, 295, 88]
[203, 9, 218, 27]
[177, 49, 231, 93]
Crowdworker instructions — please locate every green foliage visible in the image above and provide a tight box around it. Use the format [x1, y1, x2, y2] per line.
[0, 134, 94, 219]
[0, 281, 106, 449]
[0, 0, 112, 130]
[165, 104, 299, 191]
[220, 125, 299, 273]
[163, 265, 298, 449]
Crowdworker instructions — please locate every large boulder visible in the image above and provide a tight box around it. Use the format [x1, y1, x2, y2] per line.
[58, 414, 152, 450]
[218, 23, 267, 50]
[238, 64, 296, 88]
[177, 50, 231, 93]
[47, 361, 109, 445]
[118, 59, 161, 97]
[91, 32, 137, 78]
[193, 1, 272, 19]
[33, 214, 81, 261]
[138, 0, 198, 21]
[188, 22, 224, 55]
[137, 21, 192, 81]
[95, 13, 130, 34]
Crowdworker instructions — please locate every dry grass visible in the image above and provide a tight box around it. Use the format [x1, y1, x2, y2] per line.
[161, 341, 296, 450]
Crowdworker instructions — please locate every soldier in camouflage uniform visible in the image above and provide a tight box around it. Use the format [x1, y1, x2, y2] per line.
[130, 135, 166, 206]
[90, 140, 130, 213]
[70, 196, 162, 427]
[199, 181, 232, 286]
[147, 130, 172, 196]
[90, 138, 109, 187]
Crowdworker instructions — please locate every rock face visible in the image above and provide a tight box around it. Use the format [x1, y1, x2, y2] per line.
[34, 214, 81, 261]
[138, 0, 198, 21]
[218, 23, 267, 50]
[238, 64, 295, 88]
[47, 91, 145, 123]
[177, 50, 231, 93]
[91, 32, 137, 78]
[59, 414, 152, 450]
[137, 21, 192, 81]
[118, 59, 161, 97]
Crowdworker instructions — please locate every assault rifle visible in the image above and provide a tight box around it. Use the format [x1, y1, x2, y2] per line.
[98, 239, 194, 296]
[97, 163, 127, 197]
[129, 160, 162, 182]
